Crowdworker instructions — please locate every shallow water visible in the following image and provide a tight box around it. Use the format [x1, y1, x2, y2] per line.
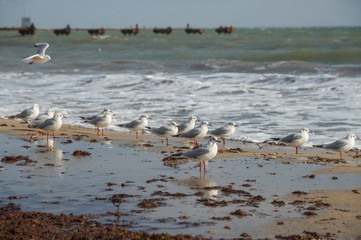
[1, 134, 361, 238]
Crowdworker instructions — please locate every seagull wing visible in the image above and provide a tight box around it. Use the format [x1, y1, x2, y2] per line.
[180, 128, 201, 138]
[124, 119, 141, 128]
[35, 43, 49, 55]
[325, 139, 348, 150]
[210, 127, 229, 136]
[36, 118, 54, 129]
[280, 133, 301, 143]
[183, 146, 210, 160]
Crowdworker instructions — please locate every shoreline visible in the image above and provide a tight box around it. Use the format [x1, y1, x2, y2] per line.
[1, 117, 361, 239]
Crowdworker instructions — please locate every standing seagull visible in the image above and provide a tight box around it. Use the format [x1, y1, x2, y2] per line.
[29, 108, 56, 127]
[324, 133, 359, 160]
[8, 104, 41, 123]
[22, 43, 52, 64]
[279, 128, 312, 154]
[209, 122, 238, 145]
[80, 109, 113, 132]
[178, 121, 211, 147]
[147, 121, 178, 146]
[36, 113, 66, 144]
[80, 109, 112, 121]
[117, 114, 151, 139]
[177, 116, 200, 135]
[84, 111, 115, 136]
[182, 136, 220, 173]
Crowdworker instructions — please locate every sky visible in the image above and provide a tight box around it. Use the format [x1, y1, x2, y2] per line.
[0, 0, 360, 29]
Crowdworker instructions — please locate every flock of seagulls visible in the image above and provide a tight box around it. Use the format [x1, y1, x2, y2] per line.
[6, 103, 359, 174]
[6, 43, 359, 173]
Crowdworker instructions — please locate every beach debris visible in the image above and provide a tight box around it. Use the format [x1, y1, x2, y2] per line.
[72, 150, 91, 157]
[230, 209, 248, 217]
[137, 198, 165, 209]
[1, 155, 33, 165]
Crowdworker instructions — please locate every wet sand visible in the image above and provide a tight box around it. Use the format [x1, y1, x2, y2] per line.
[1, 117, 361, 239]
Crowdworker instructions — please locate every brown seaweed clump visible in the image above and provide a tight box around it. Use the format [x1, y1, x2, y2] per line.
[137, 198, 165, 209]
[72, 150, 91, 157]
[1, 155, 33, 165]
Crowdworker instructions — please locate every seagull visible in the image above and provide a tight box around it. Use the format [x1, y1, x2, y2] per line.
[80, 109, 113, 132]
[22, 43, 52, 64]
[83, 111, 115, 136]
[147, 121, 178, 146]
[177, 116, 200, 135]
[8, 104, 41, 122]
[117, 114, 151, 139]
[178, 121, 211, 147]
[279, 128, 312, 154]
[209, 122, 238, 145]
[324, 133, 359, 160]
[29, 108, 56, 127]
[80, 109, 112, 121]
[36, 113, 66, 143]
[182, 136, 220, 173]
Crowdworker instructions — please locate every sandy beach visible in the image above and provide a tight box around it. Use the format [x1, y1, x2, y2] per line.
[1, 117, 361, 239]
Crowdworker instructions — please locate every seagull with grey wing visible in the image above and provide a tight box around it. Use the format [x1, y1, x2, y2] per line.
[177, 115, 200, 142]
[182, 136, 220, 173]
[178, 121, 211, 147]
[278, 128, 312, 154]
[80, 109, 113, 132]
[117, 114, 151, 139]
[83, 111, 115, 136]
[36, 113, 66, 144]
[22, 43, 52, 64]
[177, 116, 200, 135]
[209, 122, 238, 145]
[8, 104, 41, 123]
[324, 133, 359, 160]
[147, 121, 178, 146]
[29, 108, 56, 127]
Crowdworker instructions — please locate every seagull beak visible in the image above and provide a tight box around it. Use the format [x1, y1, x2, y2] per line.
[234, 124, 239, 127]
[62, 116, 66, 118]
[309, 131, 313, 133]
[356, 137, 359, 140]
[196, 118, 200, 121]
[112, 114, 116, 116]
[148, 117, 152, 119]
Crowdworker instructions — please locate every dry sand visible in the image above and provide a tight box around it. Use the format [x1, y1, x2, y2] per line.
[1, 117, 361, 239]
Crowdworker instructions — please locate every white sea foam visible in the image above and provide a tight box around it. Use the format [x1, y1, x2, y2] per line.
[1, 69, 360, 148]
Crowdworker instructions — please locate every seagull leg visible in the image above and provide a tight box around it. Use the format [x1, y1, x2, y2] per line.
[102, 128, 104, 136]
[166, 138, 169, 146]
[203, 161, 207, 172]
[340, 152, 343, 160]
[296, 146, 299, 154]
[199, 162, 202, 173]
[222, 138, 226, 145]
[53, 133, 55, 148]
[136, 131, 139, 139]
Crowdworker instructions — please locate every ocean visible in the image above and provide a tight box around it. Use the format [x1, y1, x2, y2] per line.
[0, 27, 361, 146]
